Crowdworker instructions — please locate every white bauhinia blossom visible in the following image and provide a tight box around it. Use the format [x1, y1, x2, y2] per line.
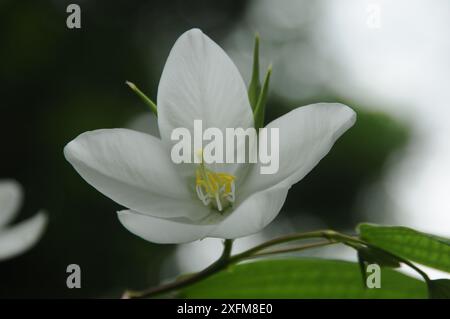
[0, 180, 47, 260]
[64, 29, 356, 244]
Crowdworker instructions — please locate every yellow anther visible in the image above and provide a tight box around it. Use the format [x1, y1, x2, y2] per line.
[195, 164, 236, 212]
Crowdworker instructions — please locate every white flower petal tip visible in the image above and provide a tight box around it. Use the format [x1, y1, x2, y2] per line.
[0, 211, 48, 261]
[157, 27, 253, 145]
[324, 103, 357, 137]
[243, 102, 357, 195]
[0, 179, 23, 228]
[63, 129, 210, 221]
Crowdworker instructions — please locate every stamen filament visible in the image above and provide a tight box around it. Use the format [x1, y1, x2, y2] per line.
[195, 149, 236, 212]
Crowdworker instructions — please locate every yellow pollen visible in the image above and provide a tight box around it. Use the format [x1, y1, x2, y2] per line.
[195, 149, 236, 212]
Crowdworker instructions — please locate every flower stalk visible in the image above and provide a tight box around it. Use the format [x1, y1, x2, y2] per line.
[123, 239, 233, 299]
[123, 228, 429, 299]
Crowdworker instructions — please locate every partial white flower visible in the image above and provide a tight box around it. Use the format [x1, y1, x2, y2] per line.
[0, 180, 47, 261]
[64, 29, 356, 244]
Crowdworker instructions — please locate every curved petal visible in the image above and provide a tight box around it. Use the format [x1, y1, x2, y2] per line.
[64, 129, 207, 220]
[158, 28, 253, 140]
[210, 181, 291, 239]
[157, 29, 254, 178]
[243, 103, 356, 195]
[117, 210, 215, 244]
[0, 180, 23, 227]
[0, 211, 47, 261]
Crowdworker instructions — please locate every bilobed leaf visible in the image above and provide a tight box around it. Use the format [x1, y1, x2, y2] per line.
[427, 279, 450, 299]
[358, 223, 450, 273]
[179, 259, 427, 298]
[248, 34, 261, 110]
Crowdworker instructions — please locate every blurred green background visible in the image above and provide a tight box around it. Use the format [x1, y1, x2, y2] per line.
[0, 0, 411, 297]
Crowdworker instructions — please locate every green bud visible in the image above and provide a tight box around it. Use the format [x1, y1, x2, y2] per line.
[253, 65, 272, 130]
[126, 81, 158, 116]
[248, 33, 261, 110]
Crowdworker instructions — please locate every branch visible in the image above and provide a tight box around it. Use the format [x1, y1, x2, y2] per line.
[122, 228, 430, 298]
[123, 239, 233, 299]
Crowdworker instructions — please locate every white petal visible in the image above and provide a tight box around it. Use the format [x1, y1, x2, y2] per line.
[0, 211, 47, 261]
[0, 179, 23, 227]
[157, 29, 254, 177]
[158, 28, 253, 140]
[64, 129, 207, 220]
[243, 103, 356, 195]
[117, 210, 215, 244]
[210, 181, 291, 239]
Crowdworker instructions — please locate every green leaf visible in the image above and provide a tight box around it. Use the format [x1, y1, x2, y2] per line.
[357, 246, 401, 289]
[428, 279, 450, 299]
[248, 33, 261, 110]
[358, 223, 450, 273]
[357, 252, 368, 286]
[357, 246, 401, 268]
[246, 34, 271, 129]
[253, 65, 271, 130]
[178, 259, 427, 298]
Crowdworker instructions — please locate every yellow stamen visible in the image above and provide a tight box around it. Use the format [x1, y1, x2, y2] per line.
[195, 149, 236, 212]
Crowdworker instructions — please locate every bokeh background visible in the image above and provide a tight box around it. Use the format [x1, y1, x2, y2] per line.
[0, 0, 448, 297]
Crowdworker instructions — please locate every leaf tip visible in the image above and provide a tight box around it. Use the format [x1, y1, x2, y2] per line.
[254, 32, 260, 43]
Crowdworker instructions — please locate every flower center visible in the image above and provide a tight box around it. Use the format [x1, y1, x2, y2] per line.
[195, 149, 236, 212]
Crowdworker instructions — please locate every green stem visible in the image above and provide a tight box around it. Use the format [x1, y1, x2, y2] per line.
[232, 230, 429, 282]
[230, 230, 337, 262]
[125, 81, 158, 115]
[242, 241, 337, 260]
[123, 235, 333, 299]
[123, 229, 430, 298]
[123, 239, 233, 299]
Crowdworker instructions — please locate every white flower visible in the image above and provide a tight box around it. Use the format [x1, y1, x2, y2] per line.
[64, 29, 356, 244]
[0, 180, 47, 261]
